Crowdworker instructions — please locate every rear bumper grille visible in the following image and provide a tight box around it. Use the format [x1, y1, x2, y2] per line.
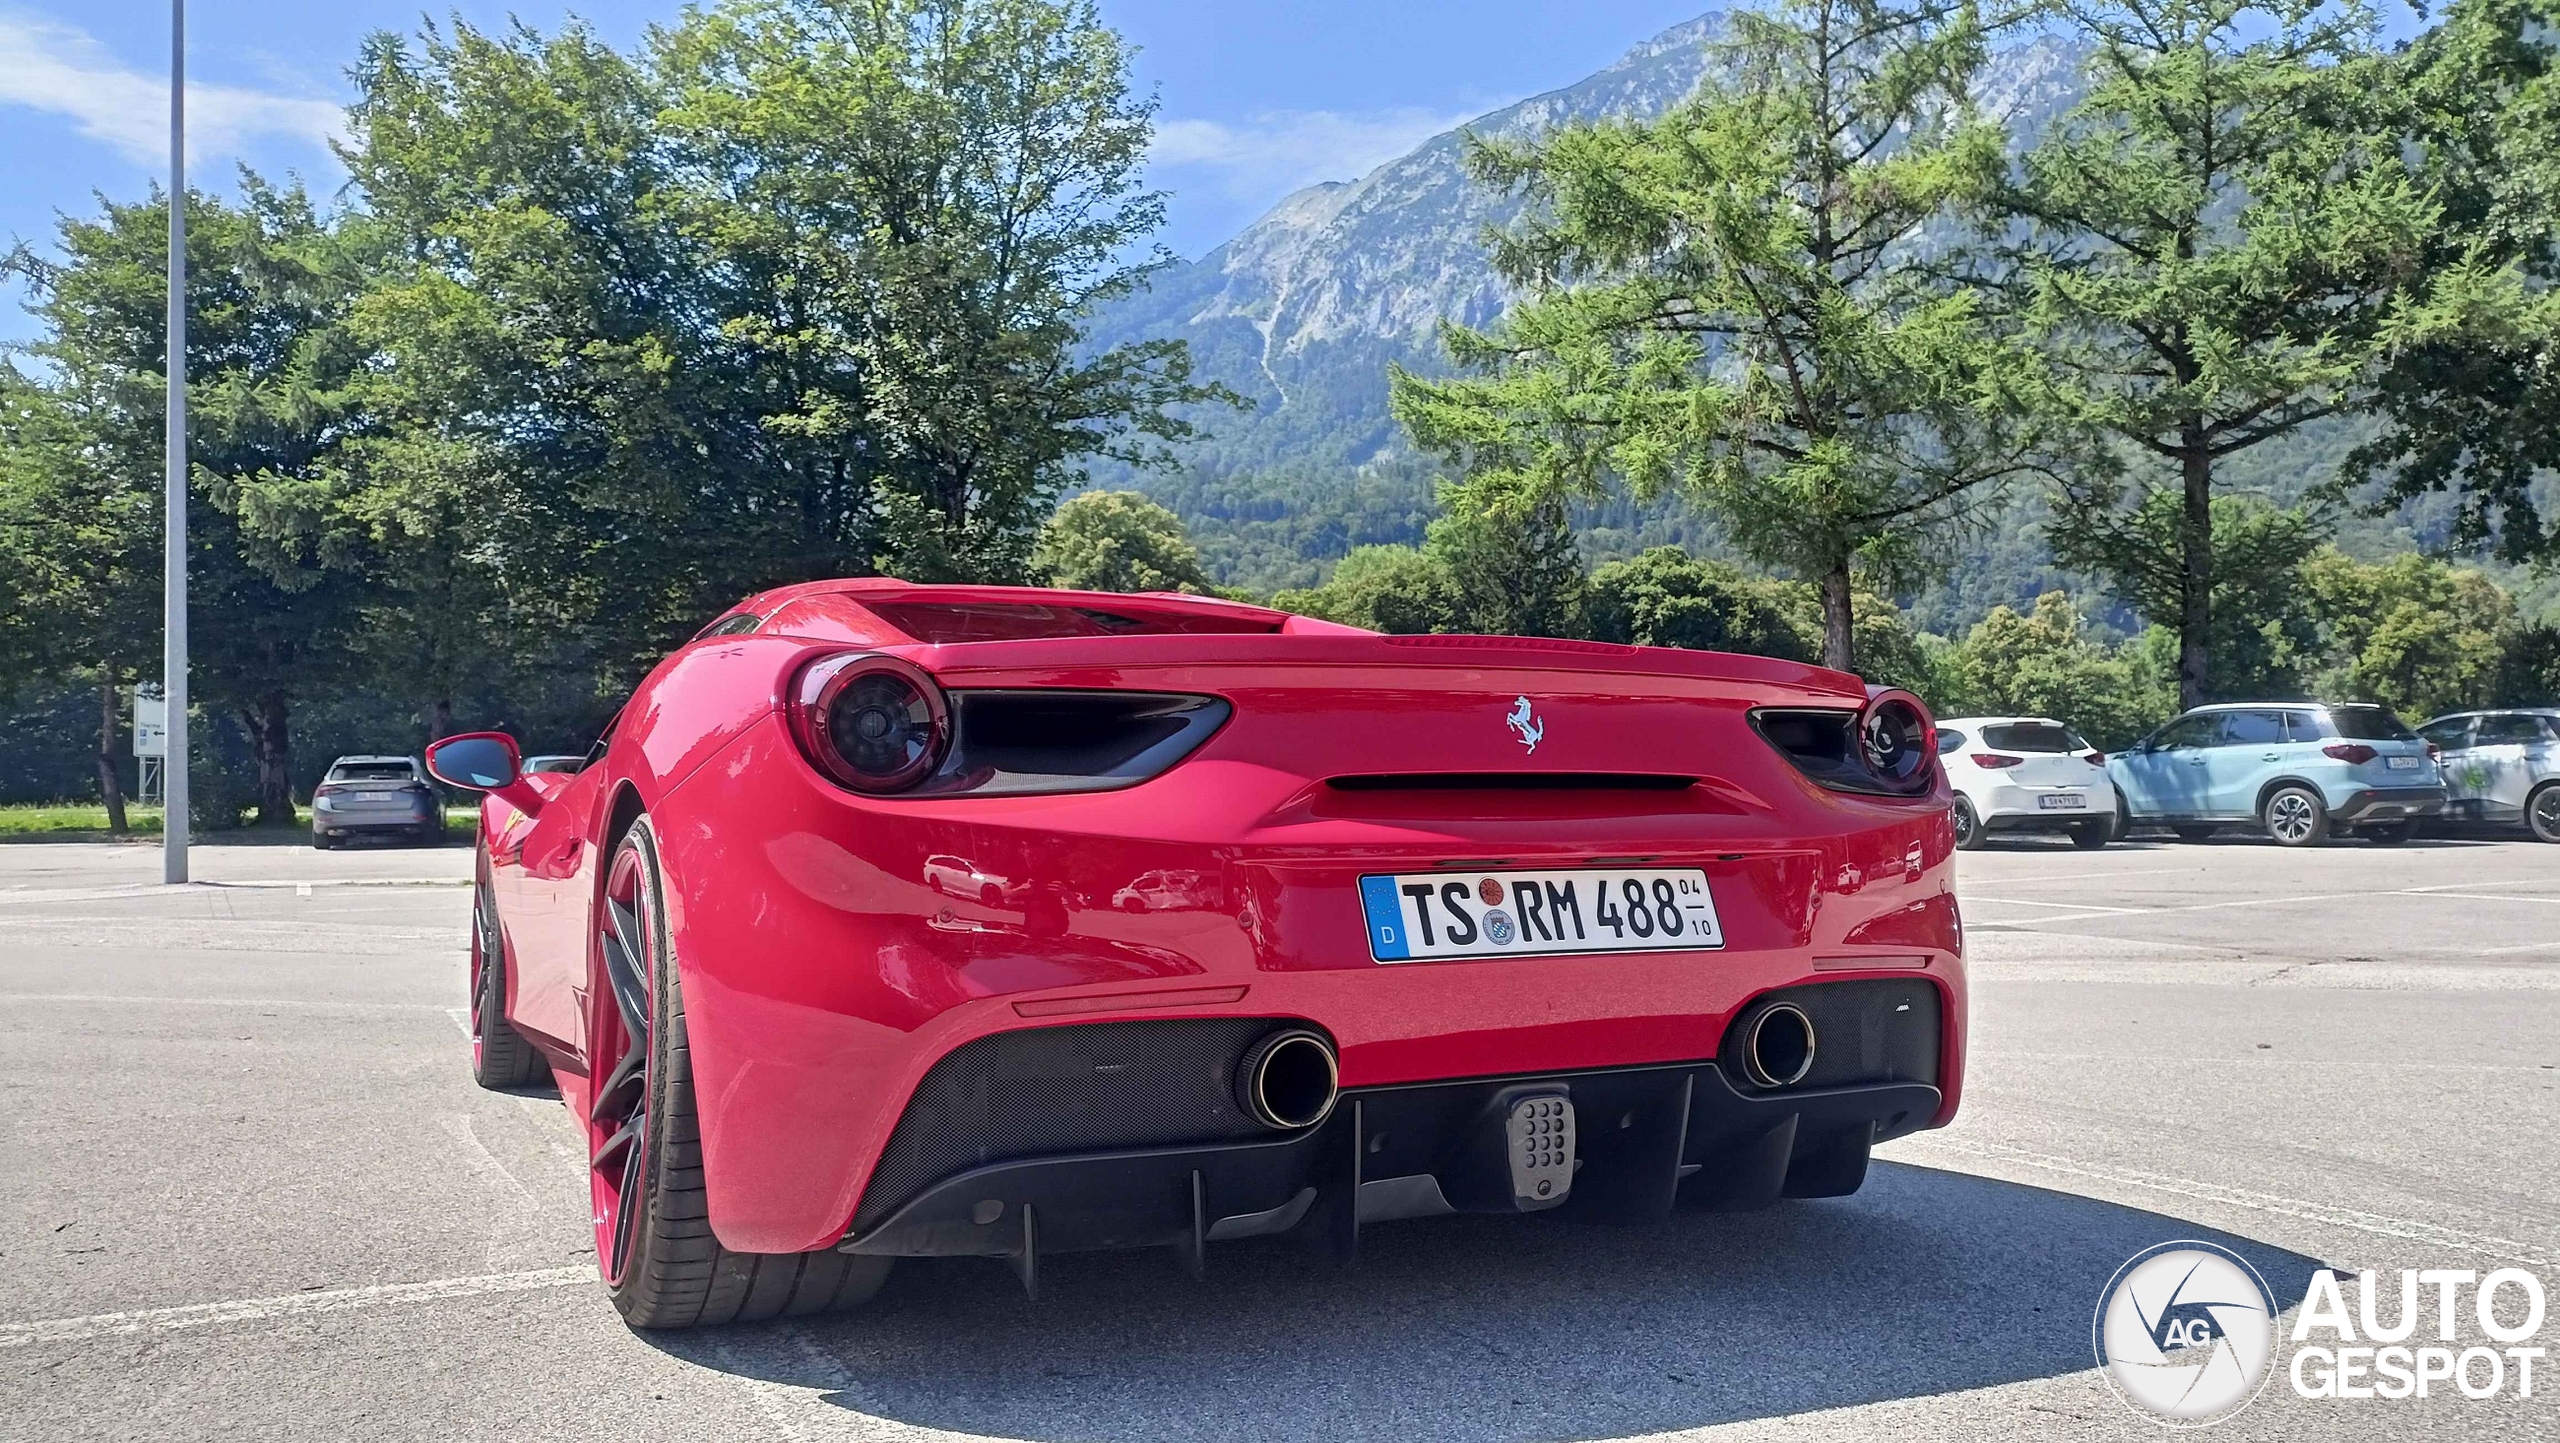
[850, 1018, 1291, 1232]
[842, 983, 1946, 1262]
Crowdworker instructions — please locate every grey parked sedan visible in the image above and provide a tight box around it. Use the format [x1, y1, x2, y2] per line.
[311, 755, 443, 849]
[2418, 708, 2560, 843]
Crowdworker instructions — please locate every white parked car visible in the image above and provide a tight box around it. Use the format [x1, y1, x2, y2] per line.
[1935, 716, 2119, 850]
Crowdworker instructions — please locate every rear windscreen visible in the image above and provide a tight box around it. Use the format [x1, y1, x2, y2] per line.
[866, 601, 1281, 643]
[328, 762, 416, 782]
[2328, 707, 2417, 741]
[1980, 722, 2088, 753]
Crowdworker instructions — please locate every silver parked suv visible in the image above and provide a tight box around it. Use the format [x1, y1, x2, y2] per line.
[2418, 708, 2560, 843]
[311, 755, 443, 848]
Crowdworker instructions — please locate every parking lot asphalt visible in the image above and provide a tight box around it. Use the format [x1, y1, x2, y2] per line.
[2, 831, 2555, 1441]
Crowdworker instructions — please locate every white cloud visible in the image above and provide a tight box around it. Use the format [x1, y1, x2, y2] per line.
[0, 14, 344, 169]
[1151, 105, 1480, 202]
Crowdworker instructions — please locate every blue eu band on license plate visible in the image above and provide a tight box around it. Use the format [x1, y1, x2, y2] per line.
[1359, 868, 1723, 963]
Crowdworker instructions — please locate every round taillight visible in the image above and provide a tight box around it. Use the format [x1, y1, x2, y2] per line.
[1858, 692, 1935, 794]
[788, 654, 948, 793]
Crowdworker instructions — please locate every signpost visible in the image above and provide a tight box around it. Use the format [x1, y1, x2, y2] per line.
[134, 685, 168, 804]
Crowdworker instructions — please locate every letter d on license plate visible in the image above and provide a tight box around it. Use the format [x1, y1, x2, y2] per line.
[1359, 868, 1723, 963]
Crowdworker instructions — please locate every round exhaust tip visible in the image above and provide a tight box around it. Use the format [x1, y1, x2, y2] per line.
[1742, 1003, 1817, 1089]
[1237, 1029, 1340, 1130]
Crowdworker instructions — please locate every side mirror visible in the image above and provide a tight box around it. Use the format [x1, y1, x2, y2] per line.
[426, 731, 545, 817]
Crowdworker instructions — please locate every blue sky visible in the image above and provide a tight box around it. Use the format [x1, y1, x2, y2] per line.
[0, 0, 1716, 346]
[0, 1, 2431, 349]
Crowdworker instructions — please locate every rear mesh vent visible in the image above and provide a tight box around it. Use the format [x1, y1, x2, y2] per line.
[852, 1019, 1284, 1231]
[1725, 978, 1942, 1092]
[1328, 772, 1697, 792]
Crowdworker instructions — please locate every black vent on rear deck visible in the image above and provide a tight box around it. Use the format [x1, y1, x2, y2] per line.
[1327, 772, 1698, 792]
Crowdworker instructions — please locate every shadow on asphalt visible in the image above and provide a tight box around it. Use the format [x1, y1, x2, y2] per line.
[648, 1160, 2325, 1440]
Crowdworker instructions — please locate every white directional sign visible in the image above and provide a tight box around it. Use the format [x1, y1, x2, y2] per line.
[134, 684, 168, 759]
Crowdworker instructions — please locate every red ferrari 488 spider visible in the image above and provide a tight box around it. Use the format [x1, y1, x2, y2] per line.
[429, 579, 1965, 1328]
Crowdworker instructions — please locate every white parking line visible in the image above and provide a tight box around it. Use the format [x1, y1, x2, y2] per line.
[0, 993, 445, 1011]
[1904, 1136, 2553, 1266]
[1960, 896, 2150, 914]
[2483, 940, 2560, 955]
[0, 1267, 592, 1349]
[1975, 1050, 2560, 1074]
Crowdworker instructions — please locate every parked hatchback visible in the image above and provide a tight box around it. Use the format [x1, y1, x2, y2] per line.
[311, 755, 442, 849]
[2109, 703, 2445, 847]
[1935, 716, 2119, 850]
[2417, 708, 2560, 843]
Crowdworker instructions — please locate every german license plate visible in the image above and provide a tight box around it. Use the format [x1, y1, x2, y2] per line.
[1359, 868, 1723, 962]
[2038, 793, 2089, 810]
[2386, 755, 2422, 771]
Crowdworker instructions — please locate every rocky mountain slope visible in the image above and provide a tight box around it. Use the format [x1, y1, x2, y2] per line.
[1089, 12, 2086, 481]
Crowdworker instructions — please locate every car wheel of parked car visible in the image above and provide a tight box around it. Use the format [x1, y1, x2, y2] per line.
[470, 854, 550, 1091]
[312, 833, 335, 850]
[590, 817, 891, 1328]
[2262, 786, 2330, 847]
[1952, 796, 1985, 851]
[2360, 821, 2417, 846]
[2528, 784, 2560, 845]
[2067, 820, 2111, 849]
[2172, 824, 2216, 842]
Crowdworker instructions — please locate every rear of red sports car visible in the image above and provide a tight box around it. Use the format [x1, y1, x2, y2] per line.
[617, 582, 1964, 1299]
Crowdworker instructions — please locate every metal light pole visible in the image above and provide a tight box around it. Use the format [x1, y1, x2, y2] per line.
[163, 0, 190, 884]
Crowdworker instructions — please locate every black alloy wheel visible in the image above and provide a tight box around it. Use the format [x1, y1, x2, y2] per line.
[2527, 785, 2560, 845]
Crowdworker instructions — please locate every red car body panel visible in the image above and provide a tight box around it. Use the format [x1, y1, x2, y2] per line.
[475, 582, 1967, 1256]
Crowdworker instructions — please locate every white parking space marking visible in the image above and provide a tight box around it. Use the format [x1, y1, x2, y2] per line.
[1977, 1049, 2560, 1074]
[0, 993, 446, 1011]
[1961, 896, 2149, 914]
[1900, 1138, 2554, 1266]
[0, 1268, 592, 1350]
[2484, 940, 2560, 955]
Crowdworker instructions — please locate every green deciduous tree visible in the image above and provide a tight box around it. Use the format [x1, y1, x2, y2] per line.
[1586, 545, 1811, 658]
[2051, 490, 2326, 701]
[1392, 0, 2042, 675]
[330, 0, 1224, 682]
[2000, 0, 2483, 708]
[0, 369, 157, 830]
[2346, 0, 2560, 563]
[1271, 545, 1464, 634]
[1925, 590, 2176, 748]
[1034, 490, 1210, 592]
[11, 184, 368, 827]
[2301, 548, 2518, 719]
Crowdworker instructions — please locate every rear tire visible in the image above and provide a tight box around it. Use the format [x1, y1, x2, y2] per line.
[2529, 784, 2560, 845]
[1952, 796, 1986, 851]
[2172, 824, 2217, 842]
[312, 834, 334, 851]
[2262, 786, 2331, 847]
[2360, 820, 2417, 846]
[471, 854, 550, 1090]
[595, 818, 892, 1329]
[2068, 820, 2111, 849]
